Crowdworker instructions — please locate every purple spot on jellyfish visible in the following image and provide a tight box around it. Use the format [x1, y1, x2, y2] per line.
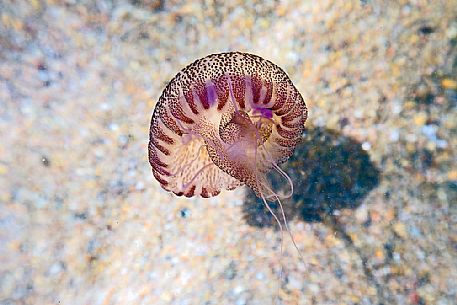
[254, 107, 273, 119]
[206, 82, 218, 107]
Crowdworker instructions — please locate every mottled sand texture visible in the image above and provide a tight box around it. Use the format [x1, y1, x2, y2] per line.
[0, 1, 456, 305]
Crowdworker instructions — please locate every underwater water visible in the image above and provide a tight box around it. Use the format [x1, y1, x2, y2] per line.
[0, 1, 456, 305]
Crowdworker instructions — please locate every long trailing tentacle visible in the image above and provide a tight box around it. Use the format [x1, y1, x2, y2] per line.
[273, 193, 306, 264]
[255, 126, 306, 263]
[251, 118, 307, 293]
[262, 144, 294, 199]
[251, 123, 284, 304]
[251, 115, 294, 200]
[259, 190, 284, 304]
[258, 179, 307, 266]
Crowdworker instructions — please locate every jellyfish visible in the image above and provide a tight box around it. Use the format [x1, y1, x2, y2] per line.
[149, 51, 307, 196]
[148, 52, 308, 262]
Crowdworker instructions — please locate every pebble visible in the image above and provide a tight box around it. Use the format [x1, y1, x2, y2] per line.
[441, 79, 457, 89]
[354, 204, 369, 224]
[393, 222, 408, 239]
[361, 141, 371, 151]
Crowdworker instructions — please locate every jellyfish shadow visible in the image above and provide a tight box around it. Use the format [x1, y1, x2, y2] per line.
[242, 127, 381, 227]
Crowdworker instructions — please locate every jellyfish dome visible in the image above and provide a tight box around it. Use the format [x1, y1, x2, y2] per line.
[148, 52, 308, 199]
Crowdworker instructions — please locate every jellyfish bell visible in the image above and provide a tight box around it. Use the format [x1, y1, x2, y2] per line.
[149, 53, 306, 197]
[148, 52, 308, 265]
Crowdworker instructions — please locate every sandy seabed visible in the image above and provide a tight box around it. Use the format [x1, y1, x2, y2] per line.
[0, 1, 456, 305]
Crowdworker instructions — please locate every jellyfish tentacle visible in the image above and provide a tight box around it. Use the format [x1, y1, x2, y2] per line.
[252, 130, 284, 303]
[260, 142, 294, 199]
[257, 178, 307, 267]
[252, 120, 307, 272]
[256, 139, 307, 266]
[259, 189, 284, 303]
[270, 161, 294, 199]
[273, 193, 307, 265]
